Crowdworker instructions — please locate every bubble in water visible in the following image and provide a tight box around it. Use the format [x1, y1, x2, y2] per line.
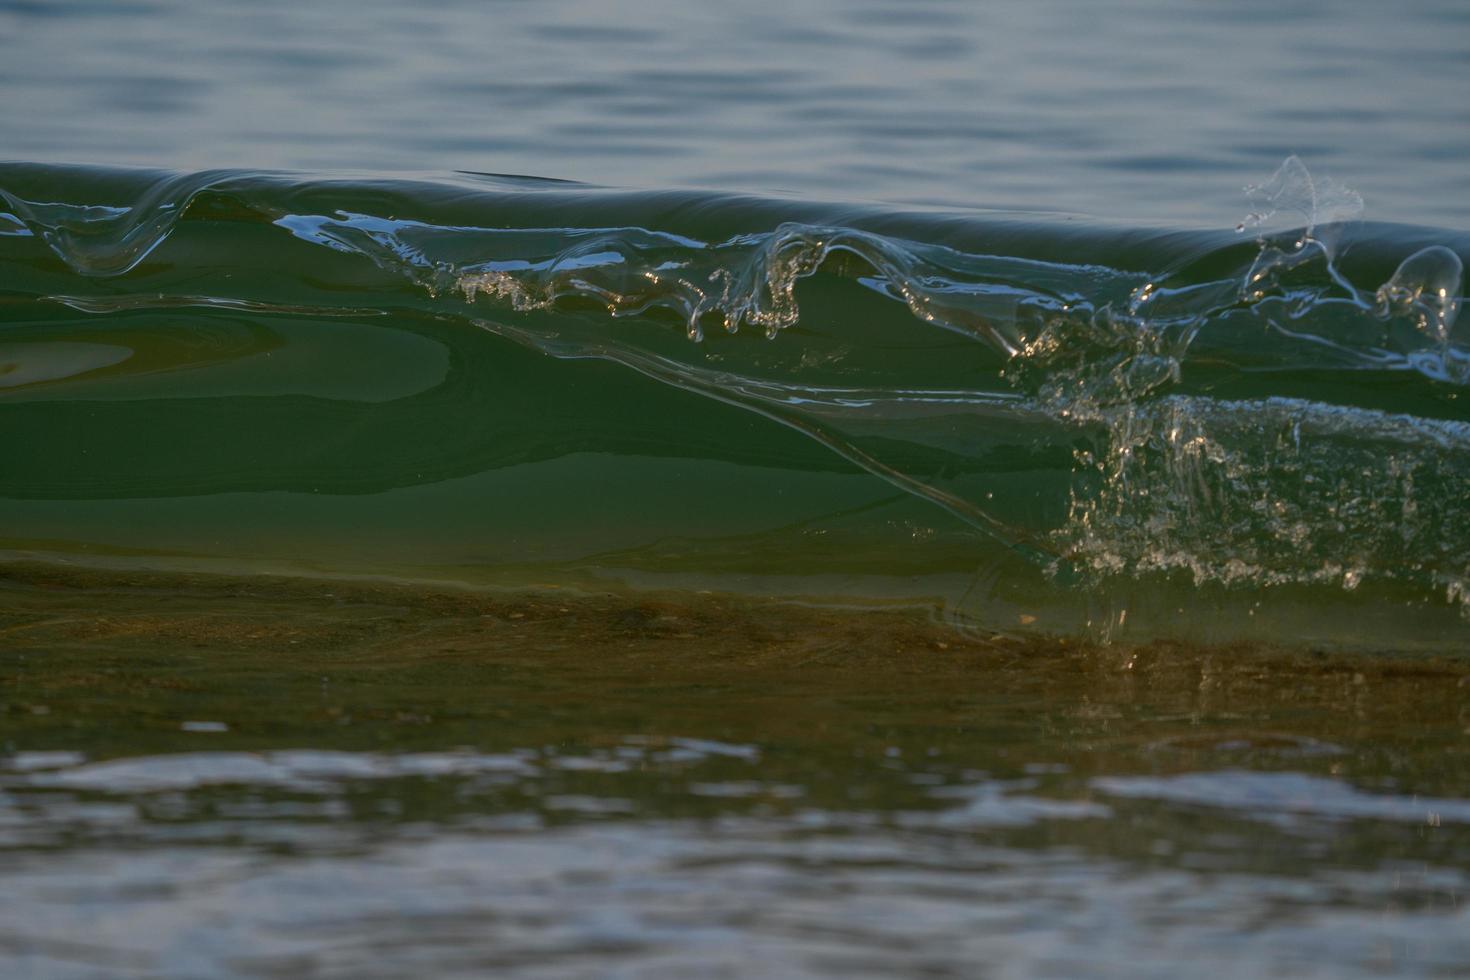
[1375, 245, 1463, 347]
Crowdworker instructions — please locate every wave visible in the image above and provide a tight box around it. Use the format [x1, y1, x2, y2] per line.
[1, 158, 1468, 625]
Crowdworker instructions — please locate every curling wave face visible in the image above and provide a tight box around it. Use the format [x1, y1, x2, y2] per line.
[1, 159, 1467, 641]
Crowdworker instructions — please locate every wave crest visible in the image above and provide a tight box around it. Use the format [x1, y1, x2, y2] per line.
[2, 159, 1468, 621]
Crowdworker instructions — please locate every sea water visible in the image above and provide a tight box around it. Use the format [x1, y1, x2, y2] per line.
[2, 2, 1469, 976]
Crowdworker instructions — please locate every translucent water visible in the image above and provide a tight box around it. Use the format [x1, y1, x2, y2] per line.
[5, 2, 1470, 975]
[2, 160, 1467, 648]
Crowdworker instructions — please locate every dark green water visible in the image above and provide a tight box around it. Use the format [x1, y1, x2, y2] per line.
[4, 1, 1470, 975]
[2, 161, 1468, 648]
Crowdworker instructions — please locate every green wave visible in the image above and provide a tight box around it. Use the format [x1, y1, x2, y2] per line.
[2, 160, 1467, 648]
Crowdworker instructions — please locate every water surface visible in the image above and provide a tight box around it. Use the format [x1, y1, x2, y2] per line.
[3, 2, 1470, 976]
[3, 0, 1469, 225]
[4, 566, 1469, 977]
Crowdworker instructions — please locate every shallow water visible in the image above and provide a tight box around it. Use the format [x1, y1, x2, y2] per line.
[4, 1, 1470, 976]
[4, 567, 1470, 978]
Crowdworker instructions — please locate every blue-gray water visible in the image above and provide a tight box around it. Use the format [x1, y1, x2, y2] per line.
[4, 0, 1470, 226]
[3, 2, 1470, 977]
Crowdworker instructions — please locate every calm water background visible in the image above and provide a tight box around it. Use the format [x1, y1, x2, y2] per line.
[5, 2, 1470, 977]
[3, 0, 1470, 226]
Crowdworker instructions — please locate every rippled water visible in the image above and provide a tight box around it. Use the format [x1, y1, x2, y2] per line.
[4, 0, 1470, 226]
[4, 2, 1470, 976]
[4, 571, 1470, 978]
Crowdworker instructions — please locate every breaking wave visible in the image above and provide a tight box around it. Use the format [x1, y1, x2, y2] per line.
[2, 158, 1468, 626]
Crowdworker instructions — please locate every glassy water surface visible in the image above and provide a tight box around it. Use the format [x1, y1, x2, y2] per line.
[2, 1, 1470, 976]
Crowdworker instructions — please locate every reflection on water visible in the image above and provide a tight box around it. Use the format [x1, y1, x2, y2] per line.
[1, 0, 1469, 226]
[2, 566, 1468, 977]
[0, 341, 132, 388]
[4, 0, 1470, 973]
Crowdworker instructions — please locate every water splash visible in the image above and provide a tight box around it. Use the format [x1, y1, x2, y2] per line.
[277, 211, 1086, 356]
